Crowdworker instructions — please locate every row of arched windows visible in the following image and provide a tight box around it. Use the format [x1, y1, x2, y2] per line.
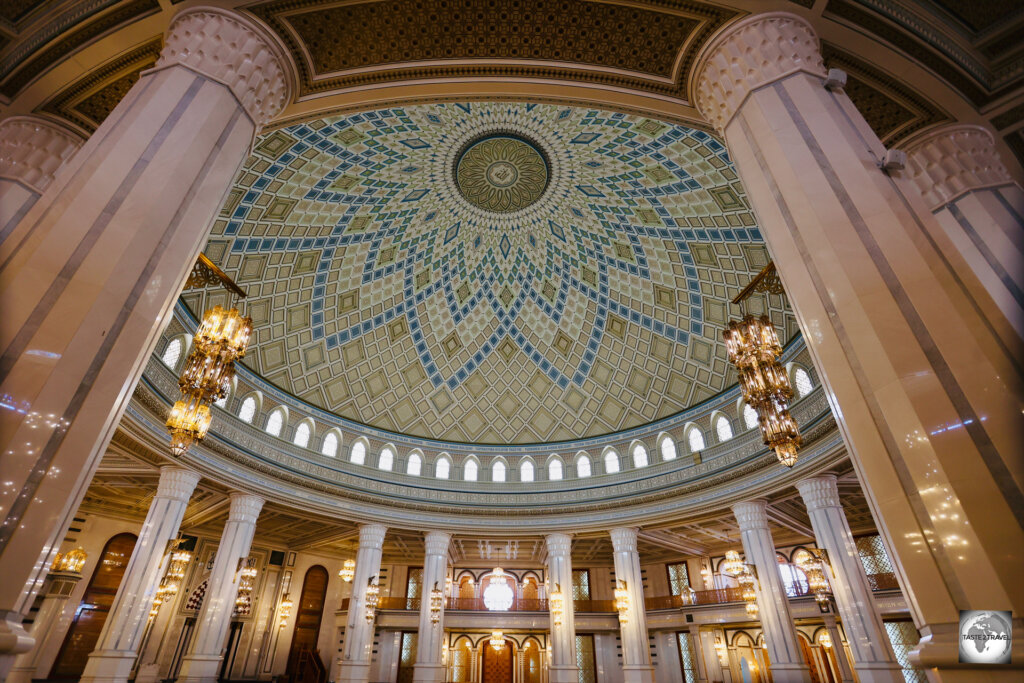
[160, 334, 815, 481]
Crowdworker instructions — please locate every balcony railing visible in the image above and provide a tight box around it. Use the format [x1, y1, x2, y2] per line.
[445, 597, 549, 611]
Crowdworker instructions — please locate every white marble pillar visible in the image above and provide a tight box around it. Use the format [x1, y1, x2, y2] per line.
[731, 501, 809, 683]
[413, 530, 450, 683]
[903, 124, 1024, 336]
[684, 627, 708, 683]
[822, 615, 854, 683]
[77, 466, 200, 683]
[177, 492, 264, 683]
[338, 524, 387, 683]
[609, 528, 654, 683]
[0, 115, 83, 249]
[545, 533, 578, 683]
[797, 476, 901, 682]
[0, 8, 292, 665]
[694, 13, 1024, 679]
[6, 566, 85, 683]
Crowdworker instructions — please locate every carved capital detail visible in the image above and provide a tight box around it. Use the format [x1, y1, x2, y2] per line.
[609, 527, 639, 553]
[546, 532, 572, 557]
[694, 12, 826, 133]
[424, 530, 451, 556]
[358, 523, 388, 549]
[731, 499, 769, 530]
[796, 475, 841, 511]
[156, 466, 201, 502]
[0, 115, 84, 193]
[227, 492, 265, 523]
[903, 124, 1013, 209]
[157, 6, 293, 128]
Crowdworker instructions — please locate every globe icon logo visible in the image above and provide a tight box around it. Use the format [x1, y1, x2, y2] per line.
[958, 610, 1012, 664]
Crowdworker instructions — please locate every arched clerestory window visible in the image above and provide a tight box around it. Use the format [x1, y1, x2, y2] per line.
[378, 446, 394, 471]
[407, 452, 422, 476]
[604, 450, 620, 474]
[715, 415, 733, 442]
[238, 396, 257, 424]
[521, 460, 535, 482]
[435, 456, 450, 480]
[322, 432, 339, 457]
[265, 408, 285, 437]
[632, 443, 648, 468]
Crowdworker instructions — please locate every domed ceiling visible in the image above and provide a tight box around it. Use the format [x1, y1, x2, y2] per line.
[192, 103, 793, 444]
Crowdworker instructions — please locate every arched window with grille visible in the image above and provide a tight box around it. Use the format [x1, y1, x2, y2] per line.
[743, 404, 758, 429]
[350, 440, 367, 465]
[794, 367, 813, 397]
[659, 435, 677, 461]
[548, 458, 563, 481]
[293, 421, 312, 448]
[265, 408, 285, 437]
[631, 443, 648, 468]
[407, 452, 422, 476]
[379, 446, 394, 471]
[238, 396, 257, 424]
[161, 337, 183, 368]
[435, 456, 451, 479]
[687, 427, 705, 453]
[492, 460, 506, 482]
[715, 415, 733, 442]
[520, 460, 535, 482]
[321, 432, 339, 457]
[604, 450, 620, 474]
[464, 458, 478, 482]
[576, 454, 591, 478]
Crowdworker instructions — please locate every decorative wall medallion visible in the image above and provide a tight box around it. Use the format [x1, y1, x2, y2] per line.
[455, 134, 549, 213]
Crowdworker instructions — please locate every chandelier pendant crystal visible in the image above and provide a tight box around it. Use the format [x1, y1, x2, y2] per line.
[339, 558, 356, 583]
[550, 582, 564, 627]
[613, 581, 630, 623]
[149, 541, 192, 622]
[429, 582, 444, 624]
[235, 564, 258, 614]
[794, 548, 832, 608]
[365, 576, 381, 623]
[278, 593, 293, 629]
[724, 315, 802, 467]
[490, 631, 506, 651]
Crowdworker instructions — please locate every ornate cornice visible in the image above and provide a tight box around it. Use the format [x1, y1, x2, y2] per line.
[156, 6, 293, 128]
[693, 12, 826, 134]
[731, 499, 769, 531]
[795, 475, 841, 511]
[902, 124, 1015, 210]
[227, 492, 265, 523]
[0, 115, 84, 193]
[156, 466, 201, 502]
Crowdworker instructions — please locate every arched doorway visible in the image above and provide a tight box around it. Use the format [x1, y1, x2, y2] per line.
[482, 640, 513, 683]
[286, 565, 329, 674]
[49, 533, 138, 679]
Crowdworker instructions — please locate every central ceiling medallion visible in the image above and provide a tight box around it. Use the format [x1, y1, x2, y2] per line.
[455, 133, 549, 213]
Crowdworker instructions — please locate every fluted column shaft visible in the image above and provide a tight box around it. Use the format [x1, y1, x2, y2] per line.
[413, 531, 450, 683]
[545, 533, 578, 683]
[6, 569, 84, 683]
[338, 523, 387, 683]
[903, 124, 1024, 336]
[731, 500, 809, 683]
[797, 476, 902, 682]
[177, 492, 264, 683]
[0, 9, 292, 665]
[78, 467, 200, 683]
[695, 12, 1023, 677]
[609, 528, 654, 683]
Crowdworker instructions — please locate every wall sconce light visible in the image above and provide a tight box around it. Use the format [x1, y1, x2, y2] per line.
[52, 548, 88, 574]
[278, 593, 293, 629]
[714, 637, 728, 663]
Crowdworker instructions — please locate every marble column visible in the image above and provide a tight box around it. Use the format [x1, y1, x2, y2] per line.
[6, 564, 86, 683]
[177, 492, 264, 683]
[694, 12, 1024, 679]
[684, 627, 708, 683]
[77, 467, 200, 683]
[903, 124, 1024, 336]
[797, 476, 901, 682]
[413, 531, 450, 683]
[609, 528, 654, 683]
[544, 533, 578, 683]
[0, 7, 292, 664]
[822, 615, 855, 683]
[0, 115, 83, 249]
[731, 501, 809, 683]
[338, 524, 387, 683]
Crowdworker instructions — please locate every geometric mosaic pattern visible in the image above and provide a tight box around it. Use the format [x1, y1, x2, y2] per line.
[197, 103, 791, 443]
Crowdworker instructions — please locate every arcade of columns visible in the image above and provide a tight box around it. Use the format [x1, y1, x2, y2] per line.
[0, 5, 1021, 683]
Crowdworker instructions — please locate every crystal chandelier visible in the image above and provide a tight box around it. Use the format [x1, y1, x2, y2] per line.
[339, 558, 356, 583]
[365, 576, 381, 623]
[722, 550, 744, 577]
[193, 306, 253, 363]
[52, 548, 87, 574]
[818, 632, 833, 649]
[278, 593, 293, 629]
[490, 631, 506, 651]
[724, 315, 802, 467]
[166, 392, 211, 457]
[235, 565, 258, 614]
[429, 582, 444, 624]
[484, 568, 514, 611]
[737, 568, 759, 618]
[794, 548, 832, 608]
[549, 583, 564, 626]
[613, 581, 630, 623]
[149, 543, 191, 622]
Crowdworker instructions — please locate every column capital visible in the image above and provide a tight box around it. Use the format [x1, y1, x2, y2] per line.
[0, 115, 84, 193]
[609, 527, 638, 552]
[693, 12, 825, 133]
[731, 499, 769, 530]
[358, 523, 387, 549]
[796, 475, 842, 511]
[157, 6, 294, 128]
[423, 530, 450, 556]
[227, 492, 264, 523]
[155, 466, 201, 502]
[902, 124, 1014, 209]
[545, 532, 572, 556]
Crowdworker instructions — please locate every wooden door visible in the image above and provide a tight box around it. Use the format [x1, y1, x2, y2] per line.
[286, 565, 329, 674]
[482, 642, 513, 683]
[50, 533, 137, 679]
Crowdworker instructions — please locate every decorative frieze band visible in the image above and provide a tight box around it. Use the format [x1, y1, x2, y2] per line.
[693, 12, 826, 133]
[0, 115, 84, 193]
[156, 6, 293, 128]
[902, 124, 1014, 210]
[795, 475, 842, 511]
[731, 499, 770, 530]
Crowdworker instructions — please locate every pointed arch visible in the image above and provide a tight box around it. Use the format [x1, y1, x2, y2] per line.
[293, 418, 315, 448]
[602, 448, 620, 474]
[407, 449, 423, 476]
[462, 455, 479, 481]
[790, 363, 814, 398]
[321, 429, 342, 457]
[434, 453, 451, 479]
[491, 457, 507, 482]
[685, 423, 705, 453]
[237, 393, 260, 424]
[575, 451, 592, 478]
[349, 437, 369, 465]
[712, 412, 733, 442]
[378, 444, 395, 471]
[657, 433, 677, 461]
[519, 458, 535, 482]
[630, 441, 649, 468]
[161, 334, 189, 370]
[265, 406, 287, 437]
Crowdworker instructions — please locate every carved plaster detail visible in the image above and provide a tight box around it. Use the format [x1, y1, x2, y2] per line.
[156, 466, 201, 502]
[424, 530, 451, 556]
[157, 6, 292, 128]
[0, 115, 84, 193]
[546, 532, 572, 556]
[903, 124, 1014, 209]
[227, 492, 265, 523]
[693, 12, 826, 133]
[609, 527, 639, 552]
[731, 499, 769, 530]
[358, 523, 388, 549]
[795, 474, 841, 511]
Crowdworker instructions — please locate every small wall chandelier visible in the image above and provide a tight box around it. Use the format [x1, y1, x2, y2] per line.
[429, 582, 444, 624]
[278, 593, 293, 628]
[52, 548, 87, 574]
[737, 567, 759, 618]
[549, 583, 564, 626]
[339, 558, 356, 583]
[794, 548, 832, 609]
[818, 632, 833, 649]
[365, 576, 381, 623]
[714, 637, 728, 663]
[723, 314, 802, 467]
[613, 581, 630, 624]
[235, 563, 258, 614]
[490, 631, 506, 651]
[150, 542, 191, 622]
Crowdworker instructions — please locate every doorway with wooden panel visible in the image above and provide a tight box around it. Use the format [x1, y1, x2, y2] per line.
[481, 640, 513, 683]
[285, 565, 329, 676]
